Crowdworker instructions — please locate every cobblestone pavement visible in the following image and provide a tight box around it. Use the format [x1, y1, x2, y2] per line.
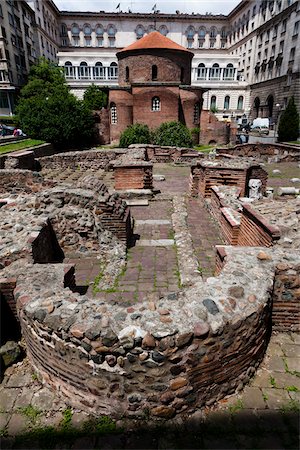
[1, 332, 299, 449]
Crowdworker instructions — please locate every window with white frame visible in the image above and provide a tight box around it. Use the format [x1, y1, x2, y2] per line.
[209, 63, 221, 80]
[110, 103, 117, 124]
[152, 96, 160, 111]
[237, 95, 244, 110]
[64, 61, 74, 78]
[223, 63, 235, 80]
[210, 95, 217, 110]
[224, 95, 230, 110]
[197, 63, 207, 80]
[71, 23, 79, 35]
[93, 62, 104, 79]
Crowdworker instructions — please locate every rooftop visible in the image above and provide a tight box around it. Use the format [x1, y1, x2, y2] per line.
[117, 31, 193, 55]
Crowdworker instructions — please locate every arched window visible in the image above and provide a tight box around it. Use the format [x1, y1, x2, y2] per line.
[199, 27, 206, 38]
[79, 61, 90, 79]
[267, 95, 274, 117]
[194, 102, 200, 123]
[83, 23, 92, 35]
[209, 63, 221, 80]
[64, 61, 74, 78]
[61, 23, 67, 36]
[71, 23, 79, 35]
[152, 65, 158, 80]
[223, 63, 235, 80]
[136, 25, 145, 39]
[125, 66, 129, 82]
[186, 26, 195, 48]
[159, 25, 168, 36]
[152, 96, 160, 111]
[221, 27, 227, 38]
[224, 95, 230, 110]
[95, 24, 104, 36]
[107, 24, 116, 47]
[237, 95, 244, 110]
[109, 62, 118, 79]
[110, 102, 117, 124]
[93, 62, 103, 79]
[210, 95, 217, 110]
[210, 27, 217, 38]
[180, 67, 184, 82]
[197, 63, 207, 80]
[254, 97, 260, 117]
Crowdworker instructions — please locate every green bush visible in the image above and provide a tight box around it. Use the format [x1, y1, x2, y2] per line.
[83, 84, 108, 110]
[119, 123, 151, 147]
[153, 121, 193, 147]
[278, 96, 299, 142]
[16, 58, 95, 149]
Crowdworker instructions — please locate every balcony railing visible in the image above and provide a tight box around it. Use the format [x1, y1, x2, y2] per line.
[64, 65, 118, 81]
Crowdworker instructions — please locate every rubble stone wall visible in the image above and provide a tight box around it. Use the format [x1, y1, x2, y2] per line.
[217, 143, 300, 162]
[0, 170, 54, 195]
[272, 262, 300, 332]
[8, 245, 286, 420]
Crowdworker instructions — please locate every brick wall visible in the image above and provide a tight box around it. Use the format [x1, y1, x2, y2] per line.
[114, 163, 153, 190]
[238, 204, 281, 247]
[118, 50, 192, 86]
[108, 89, 133, 143]
[200, 111, 237, 145]
[272, 262, 300, 332]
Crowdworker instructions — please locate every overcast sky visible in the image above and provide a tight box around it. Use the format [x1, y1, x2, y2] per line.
[55, 0, 241, 15]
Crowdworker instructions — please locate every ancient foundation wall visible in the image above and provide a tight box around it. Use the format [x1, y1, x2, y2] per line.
[216, 143, 300, 162]
[10, 245, 284, 420]
[0, 170, 54, 195]
[114, 163, 153, 190]
[238, 204, 281, 247]
[272, 262, 300, 332]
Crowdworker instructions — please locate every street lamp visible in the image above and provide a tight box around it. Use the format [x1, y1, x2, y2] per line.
[275, 103, 281, 140]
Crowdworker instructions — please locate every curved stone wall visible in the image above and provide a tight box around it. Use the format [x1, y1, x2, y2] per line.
[9, 246, 298, 419]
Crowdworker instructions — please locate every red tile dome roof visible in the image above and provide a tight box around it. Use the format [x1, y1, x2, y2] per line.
[117, 31, 193, 55]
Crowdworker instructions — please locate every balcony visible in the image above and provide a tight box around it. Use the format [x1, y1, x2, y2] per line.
[64, 65, 118, 82]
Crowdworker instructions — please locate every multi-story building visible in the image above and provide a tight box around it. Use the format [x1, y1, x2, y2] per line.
[0, 0, 59, 115]
[1, 0, 299, 128]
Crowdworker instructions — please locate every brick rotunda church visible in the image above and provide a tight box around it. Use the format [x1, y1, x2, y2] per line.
[108, 31, 206, 143]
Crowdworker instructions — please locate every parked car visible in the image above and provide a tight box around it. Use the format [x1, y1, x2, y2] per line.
[250, 125, 269, 135]
[0, 124, 15, 136]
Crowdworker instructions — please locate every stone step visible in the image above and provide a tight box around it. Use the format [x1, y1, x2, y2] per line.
[135, 220, 171, 225]
[136, 239, 174, 247]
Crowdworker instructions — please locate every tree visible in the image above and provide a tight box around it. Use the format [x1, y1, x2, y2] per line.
[83, 84, 108, 110]
[153, 121, 193, 147]
[16, 58, 95, 148]
[119, 123, 151, 147]
[277, 96, 299, 142]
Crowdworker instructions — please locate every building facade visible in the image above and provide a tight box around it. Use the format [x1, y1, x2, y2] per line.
[0, 0, 299, 129]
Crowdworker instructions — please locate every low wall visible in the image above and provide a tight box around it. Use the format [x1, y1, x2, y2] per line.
[189, 161, 268, 199]
[238, 204, 281, 247]
[216, 143, 300, 162]
[114, 162, 153, 190]
[0, 144, 54, 169]
[272, 262, 300, 332]
[0, 170, 54, 195]
[5, 245, 285, 419]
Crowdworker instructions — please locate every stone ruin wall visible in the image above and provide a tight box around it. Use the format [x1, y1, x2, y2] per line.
[216, 142, 300, 162]
[3, 246, 296, 419]
[189, 161, 268, 199]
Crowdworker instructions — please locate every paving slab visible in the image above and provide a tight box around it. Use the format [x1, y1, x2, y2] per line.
[267, 355, 286, 372]
[263, 388, 291, 409]
[240, 386, 267, 409]
[0, 388, 21, 412]
[285, 357, 300, 372]
[6, 413, 27, 436]
[136, 239, 175, 246]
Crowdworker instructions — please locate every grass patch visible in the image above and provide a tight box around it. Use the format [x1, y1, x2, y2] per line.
[270, 376, 277, 388]
[193, 144, 214, 153]
[82, 415, 116, 435]
[0, 139, 45, 154]
[60, 407, 73, 430]
[262, 392, 268, 402]
[283, 357, 300, 378]
[285, 385, 299, 393]
[228, 399, 244, 414]
[18, 404, 42, 425]
[280, 399, 300, 412]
